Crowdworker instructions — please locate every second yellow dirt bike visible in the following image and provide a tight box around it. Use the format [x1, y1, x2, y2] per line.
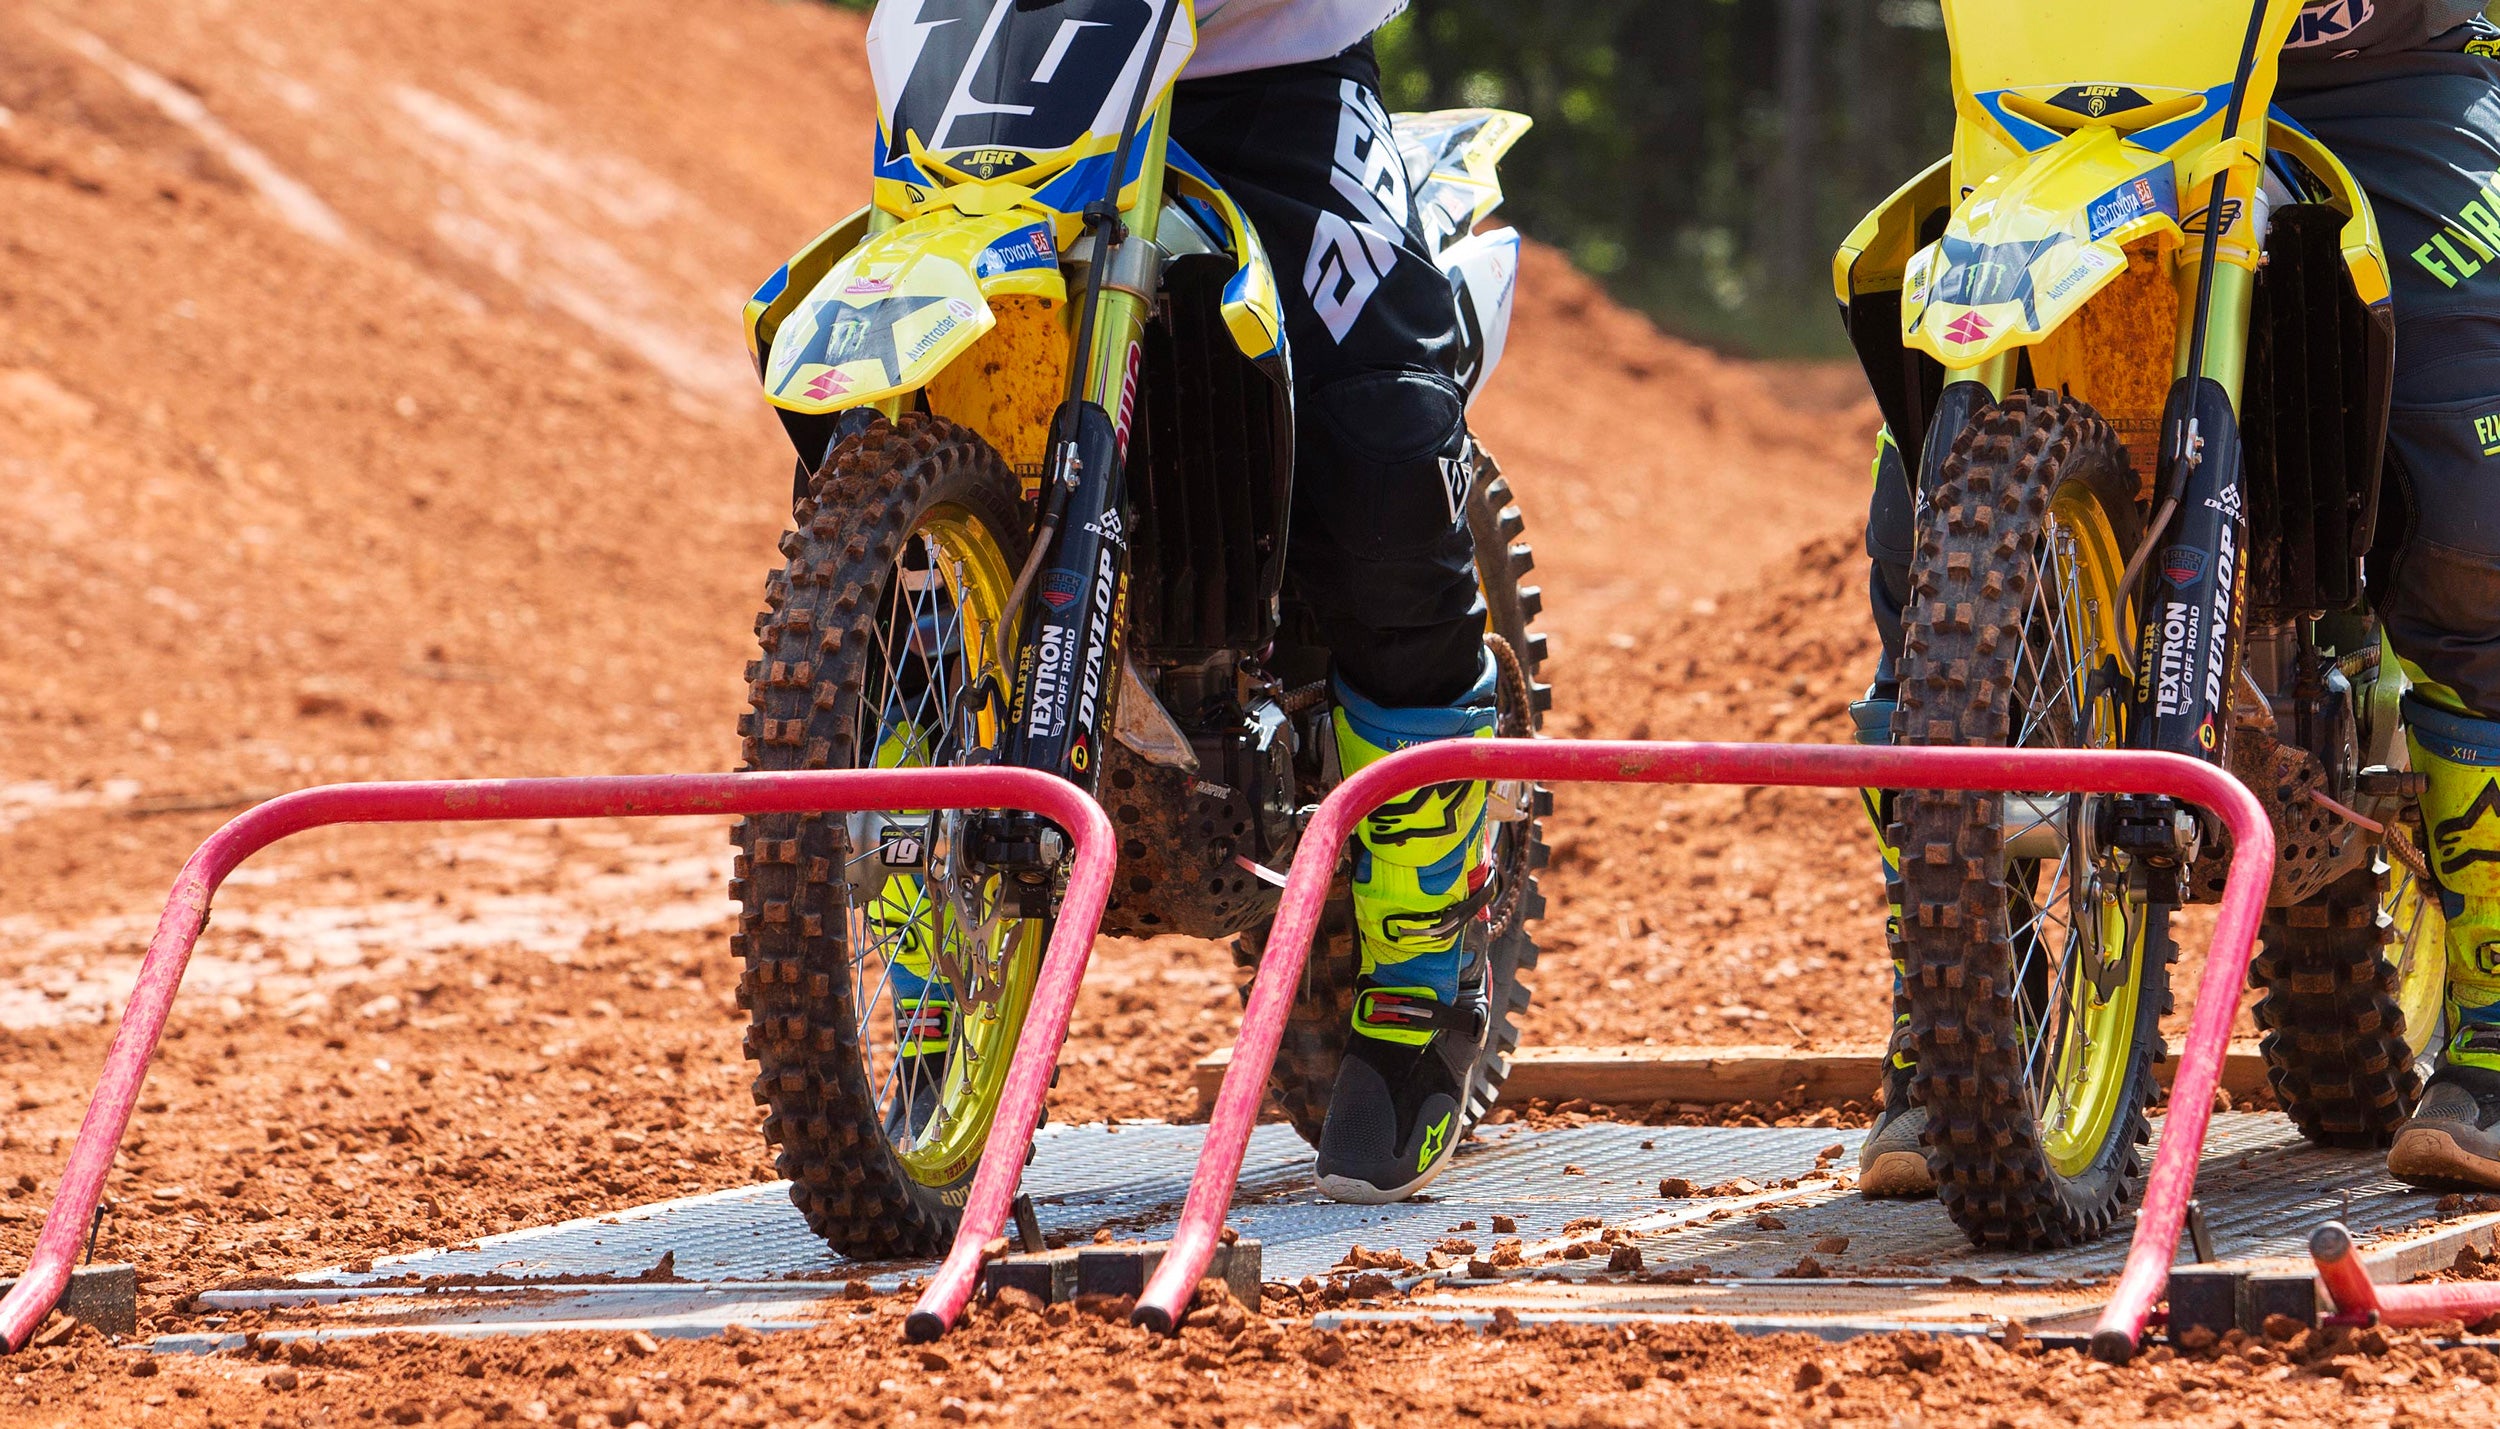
[1837, 0, 2445, 1246]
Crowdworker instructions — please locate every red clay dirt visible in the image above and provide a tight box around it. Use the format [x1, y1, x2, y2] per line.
[0, 0, 2393, 1422]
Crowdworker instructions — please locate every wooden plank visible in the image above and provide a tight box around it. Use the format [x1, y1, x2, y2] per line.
[1188, 1040, 2274, 1116]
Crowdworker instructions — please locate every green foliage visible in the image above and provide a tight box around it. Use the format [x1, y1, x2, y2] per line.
[1376, 0, 1956, 357]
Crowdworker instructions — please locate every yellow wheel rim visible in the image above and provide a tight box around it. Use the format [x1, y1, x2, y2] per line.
[2019, 478, 2153, 1180]
[851, 503, 1040, 1190]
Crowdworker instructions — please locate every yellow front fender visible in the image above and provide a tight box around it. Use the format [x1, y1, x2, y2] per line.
[1903, 126, 2184, 367]
[761, 209, 1068, 415]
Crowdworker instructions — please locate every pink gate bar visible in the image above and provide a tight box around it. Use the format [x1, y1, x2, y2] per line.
[1129, 739, 2272, 1363]
[0, 768, 1113, 1354]
[2311, 1220, 2500, 1328]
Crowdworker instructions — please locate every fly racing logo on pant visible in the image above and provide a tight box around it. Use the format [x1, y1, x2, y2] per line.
[1416, 1112, 1451, 1173]
[2477, 412, 2500, 458]
[2434, 781, 2500, 878]
[1304, 78, 1411, 343]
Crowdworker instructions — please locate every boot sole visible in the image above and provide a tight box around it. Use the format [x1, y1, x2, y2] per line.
[1856, 1149, 1935, 1199]
[2388, 1125, 2500, 1191]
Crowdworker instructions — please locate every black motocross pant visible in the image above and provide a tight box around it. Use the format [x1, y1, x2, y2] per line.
[1867, 46, 2500, 719]
[1173, 40, 1488, 711]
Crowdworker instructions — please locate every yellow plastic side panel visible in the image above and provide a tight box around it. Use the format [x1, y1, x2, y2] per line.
[1903, 126, 2183, 367]
[763, 210, 1069, 415]
[1835, 155, 1953, 304]
[746, 207, 873, 369]
[1168, 168, 1285, 364]
[925, 295, 1072, 492]
[2267, 120, 2393, 308]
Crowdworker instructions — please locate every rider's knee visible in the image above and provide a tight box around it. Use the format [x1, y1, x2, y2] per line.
[1303, 368, 1470, 562]
[2380, 383, 2500, 716]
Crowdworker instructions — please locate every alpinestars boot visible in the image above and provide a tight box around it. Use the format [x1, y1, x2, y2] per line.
[1314, 659, 1498, 1205]
[872, 872, 949, 1145]
[1849, 681, 1934, 1197]
[2388, 697, 2500, 1190]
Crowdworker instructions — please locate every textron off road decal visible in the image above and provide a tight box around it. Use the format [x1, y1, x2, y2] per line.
[1306, 79, 1413, 343]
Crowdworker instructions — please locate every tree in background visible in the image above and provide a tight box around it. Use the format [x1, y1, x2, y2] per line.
[1376, 0, 1956, 357]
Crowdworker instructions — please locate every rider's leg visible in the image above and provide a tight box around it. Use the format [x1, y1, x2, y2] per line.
[2282, 50, 2500, 1189]
[1852, 427, 1936, 1196]
[1173, 40, 1497, 1201]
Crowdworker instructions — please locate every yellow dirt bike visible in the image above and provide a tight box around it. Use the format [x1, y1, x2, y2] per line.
[729, 0, 1546, 1259]
[1838, 0, 2445, 1247]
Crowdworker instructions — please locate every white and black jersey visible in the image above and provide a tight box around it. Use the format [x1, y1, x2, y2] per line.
[1189, 0, 1408, 77]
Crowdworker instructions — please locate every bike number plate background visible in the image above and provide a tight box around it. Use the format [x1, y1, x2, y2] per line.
[868, 0, 1195, 178]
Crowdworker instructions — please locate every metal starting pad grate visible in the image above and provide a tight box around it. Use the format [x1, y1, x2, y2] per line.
[162, 1113, 2500, 1350]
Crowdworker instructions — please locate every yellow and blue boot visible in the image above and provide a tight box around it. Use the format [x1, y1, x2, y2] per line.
[2389, 696, 2500, 1189]
[872, 873, 953, 1145]
[1313, 659, 1499, 1205]
[1848, 677, 1934, 1197]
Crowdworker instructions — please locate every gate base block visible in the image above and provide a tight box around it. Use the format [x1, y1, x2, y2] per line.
[1078, 1241, 1262, 1314]
[0, 1265, 136, 1338]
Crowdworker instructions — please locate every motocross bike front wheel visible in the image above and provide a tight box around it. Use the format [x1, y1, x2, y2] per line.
[1234, 447, 1549, 1145]
[1893, 391, 2174, 1249]
[2254, 838, 2446, 1146]
[733, 413, 1039, 1259]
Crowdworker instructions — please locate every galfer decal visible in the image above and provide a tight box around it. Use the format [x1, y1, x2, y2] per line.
[2156, 599, 2202, 718]
[1070, 546, 1119, 734]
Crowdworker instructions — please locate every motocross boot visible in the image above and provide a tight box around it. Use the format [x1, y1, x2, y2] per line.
[1848, 682, 1935, 1197]
[872, 874, 951, 1146]
[2389, 696, 2500, 1190]
[1314, 657, 1499, 1205]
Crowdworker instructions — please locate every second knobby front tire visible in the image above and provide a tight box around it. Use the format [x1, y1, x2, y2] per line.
[733, 413, 1040, 1261]
[2254, 850, 2446, 1146]
[1893, 390, 2174, 1249]
[1235, 445, 1549, 1145]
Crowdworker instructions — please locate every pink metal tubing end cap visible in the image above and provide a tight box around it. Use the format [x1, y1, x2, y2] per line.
[0, 768, 1110, 1354]
[904, 787, 1117, 1341]
[1130, 739, 2272, 1340]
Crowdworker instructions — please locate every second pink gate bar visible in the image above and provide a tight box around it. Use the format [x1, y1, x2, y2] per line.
[1130, 739, 2273, 1364]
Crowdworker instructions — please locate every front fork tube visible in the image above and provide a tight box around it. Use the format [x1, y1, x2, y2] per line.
[999, 286, 1155, 793]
